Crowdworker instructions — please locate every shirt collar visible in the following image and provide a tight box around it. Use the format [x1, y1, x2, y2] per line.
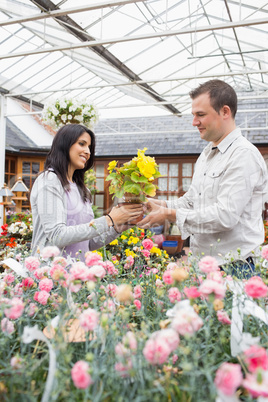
[212, 127, 242, 154]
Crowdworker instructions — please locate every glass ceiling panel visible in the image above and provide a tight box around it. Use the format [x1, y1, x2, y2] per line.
[0, 0, 267, 118]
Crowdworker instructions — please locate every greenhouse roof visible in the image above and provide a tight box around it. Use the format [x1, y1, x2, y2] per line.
[0, 0, 268, 119]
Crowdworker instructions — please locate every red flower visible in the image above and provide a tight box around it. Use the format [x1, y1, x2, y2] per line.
[6, 237, 17, 248]
[1, 224, 8, 236]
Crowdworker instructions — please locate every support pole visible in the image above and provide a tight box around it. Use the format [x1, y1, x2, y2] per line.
[0, 94, 7, 227]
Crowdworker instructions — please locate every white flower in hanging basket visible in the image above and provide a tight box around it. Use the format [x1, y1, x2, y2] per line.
[42, 97, 99, 129]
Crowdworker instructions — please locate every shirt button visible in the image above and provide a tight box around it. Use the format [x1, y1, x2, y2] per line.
[199, 193, 201, 195]
[204, 173, 206, 176]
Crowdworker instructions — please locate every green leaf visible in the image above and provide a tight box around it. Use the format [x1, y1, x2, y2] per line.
[130, 172, 140, 182]
[106, 173, 117, 181]
[131, 172, 148, 183]
[124, 181, 141, 195]
[144, 183, 156, 196]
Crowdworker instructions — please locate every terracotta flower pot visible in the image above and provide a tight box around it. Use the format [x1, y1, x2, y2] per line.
[118, 193, 144, 225]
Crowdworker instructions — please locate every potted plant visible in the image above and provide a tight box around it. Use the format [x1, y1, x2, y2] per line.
[106, 148, 161, 203]
[42, 97, 99, 129]
[106, 148, 161, 224]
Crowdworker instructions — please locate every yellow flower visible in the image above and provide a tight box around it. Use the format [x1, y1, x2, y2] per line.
[109, 239, 118, 246]
[125, 249, 136, 258]
[150, 246, 161, 256]
[128, 236, 140, 245]
[121, 235, 127, 240]
[108, 160, 118, 172]
[136, 148, 157, 179]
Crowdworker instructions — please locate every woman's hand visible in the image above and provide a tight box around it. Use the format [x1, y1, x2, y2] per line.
[107, 203, 144, 227]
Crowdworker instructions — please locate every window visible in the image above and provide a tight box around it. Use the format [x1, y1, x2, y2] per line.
[156, 159, 196, 201]
[16, 157, 44, 210]
[5, 157, 17, 188]
[93, 163, 105, 215]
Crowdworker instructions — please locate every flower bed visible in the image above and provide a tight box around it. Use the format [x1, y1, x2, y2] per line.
[0, 227, 268, 401]
[0, 211, 32, 261]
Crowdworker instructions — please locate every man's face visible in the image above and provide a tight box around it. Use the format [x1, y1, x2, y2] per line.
[191, 92, 225, 145]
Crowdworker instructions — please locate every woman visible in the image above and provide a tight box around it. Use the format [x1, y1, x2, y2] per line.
[30, 124, 143, 260]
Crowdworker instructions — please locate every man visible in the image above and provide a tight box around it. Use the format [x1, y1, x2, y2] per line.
[139, 80, 267, 272]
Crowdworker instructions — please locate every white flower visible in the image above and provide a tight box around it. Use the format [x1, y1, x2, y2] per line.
[42, 97, 98, 129]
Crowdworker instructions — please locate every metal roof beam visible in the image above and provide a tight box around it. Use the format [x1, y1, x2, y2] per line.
[4, 69, 268, 98]
[30, 0, 181, 115]
[0, 0, 145, 27]
[1, 17, 267, 60]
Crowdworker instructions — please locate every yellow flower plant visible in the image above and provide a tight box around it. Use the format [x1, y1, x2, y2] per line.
[106, 148, 161, 202]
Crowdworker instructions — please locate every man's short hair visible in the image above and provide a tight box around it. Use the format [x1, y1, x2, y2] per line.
[189, 79, 237, 118]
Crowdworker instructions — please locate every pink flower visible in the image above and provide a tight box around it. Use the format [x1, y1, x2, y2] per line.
[184, 286, 201, 299]
[87, 265, 106, 281]
[168, 287, 181, 303]
[50, 265, 68, 282]
[79, 308, 99, 331]
[115, 343, 128, 357]
[28, 303, 38, 317]
[133, 285, 142, 299]
[244, 276, 268, 299]
[105, 284, 118, 297]
[71, 361, 93, 389]
[143, 337, 171, 365]
[123, 331, 137, 351]
[24, 256, 40, 272]
[134, 299, 141, 310]
[124, 256, 134, 269]
[4, 298, 24, 320]
[217, 310, 232, 325]
[162, 270, 174, 285]
[199, 279, 226, 300]
[70, 262, 89, 281]
[243, 345, 268, 373]
[1, 317, 15, 334]
[4, 274, 15, 284]
[35, 290, 50, 305]
[39, 278, 54, 292]
[22, 277, 35, 289]
[166, 262, 178, 271]
[155, 279, 164, 288]
[172, 354, 178, 364]
[198, 256, 219, 273]
[85, 251, 102, 267]
[156, 329, 180, 352]
[102, 299, 116, 315]
[114, 360, 132, 377]
[41, 246, 60, 259]
[13, 283, 23, 296]
[142, 238, 154, 250]
[172, 309, 203, 336]
[10, 356, 22, 369]
[214, 362, 243, 396]
[243, 371, 268, 398]
[100, 261, 118, 275]
[261, 244, 268, 260]
[34, 266, 49, 280]
[52, 256, 67, 268]
[207, 271, 224, 283]
[141, 249, 150, 258]
[69, 283, 82, 293]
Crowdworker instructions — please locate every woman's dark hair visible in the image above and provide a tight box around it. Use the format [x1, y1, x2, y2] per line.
[44, 124, 96, 202]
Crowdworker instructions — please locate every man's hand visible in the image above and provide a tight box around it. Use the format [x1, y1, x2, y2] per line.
[138, 200, 176, 229]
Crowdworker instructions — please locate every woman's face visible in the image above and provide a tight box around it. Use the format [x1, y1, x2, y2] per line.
[68, 132, 91, 178]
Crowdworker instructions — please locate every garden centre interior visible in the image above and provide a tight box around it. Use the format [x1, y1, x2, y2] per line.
[0, 1, 268, 401]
